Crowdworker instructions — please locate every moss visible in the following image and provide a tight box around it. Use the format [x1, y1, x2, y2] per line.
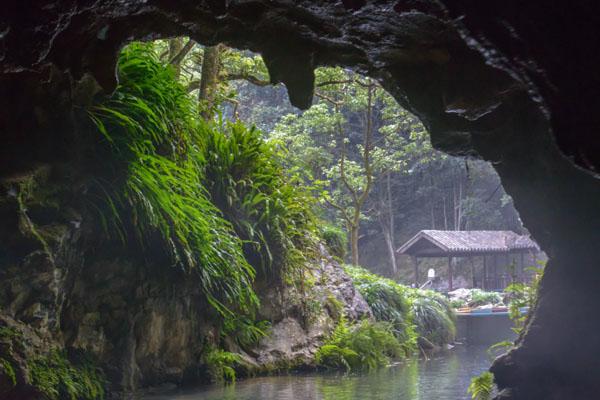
[0, 358, 16, 388]
[27, 350, 105, 400]
[324, 293, 343, 322]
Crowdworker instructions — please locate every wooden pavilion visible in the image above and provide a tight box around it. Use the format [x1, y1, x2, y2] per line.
[396, 230, 540, 291]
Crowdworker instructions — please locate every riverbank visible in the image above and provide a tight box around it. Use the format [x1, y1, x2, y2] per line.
[142, 345, 492, 400]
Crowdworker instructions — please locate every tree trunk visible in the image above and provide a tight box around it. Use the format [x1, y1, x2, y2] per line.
[168, 38, 184, 79]
[443, 196, 448, 230]
[350, 224, 359, 266]
[199, 44, 222, 120]
[385, 172, 397, 274]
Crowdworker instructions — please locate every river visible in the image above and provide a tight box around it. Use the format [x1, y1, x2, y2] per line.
[143, 345, 494, 400]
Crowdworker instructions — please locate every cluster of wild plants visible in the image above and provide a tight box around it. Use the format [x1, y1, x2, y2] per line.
[450, 289, 503, 309]
[344, 265, 418, 354]
[318, 224, 348, 259]
[406, 288, 456, 348]
[315, 316, 403, 371]
[345, 266, 455, 351]
[202, 347, 242, 383]
[88, 44, 258, 317]
[88, 44, 318, 334]
[27, 350, 105, 400]
[504, 263, 545, 334]
[202, 121, 319, 279]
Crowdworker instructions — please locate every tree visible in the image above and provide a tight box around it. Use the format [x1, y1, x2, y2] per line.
[272, 67, 421, 267]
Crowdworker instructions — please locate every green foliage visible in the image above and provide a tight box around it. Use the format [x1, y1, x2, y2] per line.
[406, 289, 456, 347]
[324, 293, 344, 322]
[0, 358, 16, 388]
[315, 344, 360, 371]
[88, 43, 257, 317]
[319, 224, 347, 259]
[504, 263, 545, 334]
[344, 266, 417, 354]
[467, 371, 495, 400]
[315, 317, 403, 372]
[203, 120, 319, 276]
[203, 348, 241, 383]
[469, 289, 503, 307]
[28, 350, 105, 400]
[222, 316, 270, 350]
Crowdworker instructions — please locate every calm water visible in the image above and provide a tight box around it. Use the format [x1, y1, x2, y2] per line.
[143, 345, 493, 400]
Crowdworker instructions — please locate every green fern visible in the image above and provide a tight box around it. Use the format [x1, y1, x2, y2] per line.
[345, 265, 418, 354]
[203, 121, 319, 278]
[316, 316, 403, 371]
[468, 371, 495, 400]
[204, 348, 241, 383]
[88, 43, 258, 317]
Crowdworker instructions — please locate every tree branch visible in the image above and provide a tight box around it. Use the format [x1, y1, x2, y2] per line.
[169, 39, 195, 66]
[222, 73, 271, 86]
[316, 79, 354, 87]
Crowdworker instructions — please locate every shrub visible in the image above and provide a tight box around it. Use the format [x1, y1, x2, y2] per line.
[28, 350, 105, 400]
[203, 348, 241, 383]
[406, 289, 456, 347]
[203, 121, 319, 277]
[319, 224, 347, 259]
[469, 289, 502, 307]
[315, 317, 403, 371]
[221, 316, 271, 350]
[504, 263, 545, 334]
[344, 265, 417, 354]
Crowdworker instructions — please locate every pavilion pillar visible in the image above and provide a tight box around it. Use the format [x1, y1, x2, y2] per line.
[493, 254, 498, 290]
[483, 255, 487, 290]
[448, 256, 453, 291]
[520, 252, 525, 283]
[412, 256, 418, 287]
[470, 256, 476, 288]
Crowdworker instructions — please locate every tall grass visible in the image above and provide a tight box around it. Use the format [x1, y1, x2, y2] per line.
[88, 43, 257, 316]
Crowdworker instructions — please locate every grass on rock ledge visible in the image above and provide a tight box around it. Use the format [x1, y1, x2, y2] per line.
[315, 266, 457, 372]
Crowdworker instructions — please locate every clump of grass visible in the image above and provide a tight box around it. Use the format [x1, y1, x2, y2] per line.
[315, 316, 402, 371]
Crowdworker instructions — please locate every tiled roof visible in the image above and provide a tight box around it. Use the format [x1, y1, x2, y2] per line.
[396, 230, 539, 256]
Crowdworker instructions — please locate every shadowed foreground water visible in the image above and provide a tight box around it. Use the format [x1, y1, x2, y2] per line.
[143, 345, 492, 400]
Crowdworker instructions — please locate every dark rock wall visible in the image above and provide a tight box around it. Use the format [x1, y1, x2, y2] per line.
[1, 1, 600, 399]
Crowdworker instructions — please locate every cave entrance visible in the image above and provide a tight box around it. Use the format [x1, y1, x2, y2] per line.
[129, 39, 545, 399]
[4, 3, 600, 399]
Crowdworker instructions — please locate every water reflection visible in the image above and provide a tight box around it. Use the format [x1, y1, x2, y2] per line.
[143, 345, 492, 400]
